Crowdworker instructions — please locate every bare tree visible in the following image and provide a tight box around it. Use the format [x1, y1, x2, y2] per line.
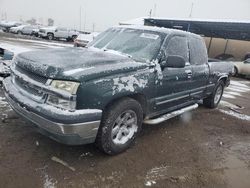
[26, 18, 37, 25]
[48, 18, 54, 26]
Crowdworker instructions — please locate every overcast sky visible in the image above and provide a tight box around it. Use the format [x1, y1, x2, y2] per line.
[1, 0, 250, 32]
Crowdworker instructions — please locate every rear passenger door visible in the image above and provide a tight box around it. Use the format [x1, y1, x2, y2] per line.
[189, 37, 210, 99]
[55, 27, 68, 38]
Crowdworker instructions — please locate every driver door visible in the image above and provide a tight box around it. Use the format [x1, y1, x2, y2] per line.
[155, 35, 193, 114]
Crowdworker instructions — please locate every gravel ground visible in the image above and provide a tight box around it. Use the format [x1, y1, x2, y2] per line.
[0, 78, 249, 188]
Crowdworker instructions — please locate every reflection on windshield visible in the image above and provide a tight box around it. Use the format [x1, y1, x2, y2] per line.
[88, 27, 165, 62]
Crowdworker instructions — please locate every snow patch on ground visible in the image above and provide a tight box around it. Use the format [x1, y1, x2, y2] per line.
[0, 96, 8, 106]
[231, 80, 249, 88]
[0, 42, 31, 54]
[3, 37, 72, 48]
[224, 91, 242, 97]
[43, 173, 57, 188]
[219, 109, 250, 121]
[223, 93, 236, 99]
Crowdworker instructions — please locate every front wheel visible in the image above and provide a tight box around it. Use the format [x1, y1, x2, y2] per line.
[203, 81, 224, 109]
[96, 98, 143, 155]
[47, 33, 54, 40]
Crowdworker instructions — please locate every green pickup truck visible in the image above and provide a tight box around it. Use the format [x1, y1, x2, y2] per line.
[3, 26, 233, 155]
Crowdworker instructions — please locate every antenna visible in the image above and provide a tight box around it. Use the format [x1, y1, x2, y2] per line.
[79, 6, 82, 31]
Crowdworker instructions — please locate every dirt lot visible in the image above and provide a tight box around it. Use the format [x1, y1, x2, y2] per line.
[0, 77, 249, 188]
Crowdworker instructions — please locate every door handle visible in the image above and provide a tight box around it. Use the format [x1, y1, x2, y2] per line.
[185, 70, 192, 78]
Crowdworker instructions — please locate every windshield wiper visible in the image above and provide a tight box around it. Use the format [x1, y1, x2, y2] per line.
[103, 48, 132, 59]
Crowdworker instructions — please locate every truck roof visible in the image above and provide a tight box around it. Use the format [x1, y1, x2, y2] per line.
[115, 25, 201, 39]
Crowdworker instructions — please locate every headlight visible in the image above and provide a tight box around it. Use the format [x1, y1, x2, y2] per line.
[47, 80, 80, 110]
[51, 80, 80, 94]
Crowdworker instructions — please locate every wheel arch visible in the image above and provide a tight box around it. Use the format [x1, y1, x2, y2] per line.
[218, 76, 228, 86]
[103, 93, 148, 118]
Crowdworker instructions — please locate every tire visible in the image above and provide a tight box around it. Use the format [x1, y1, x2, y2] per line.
[72, 35, 77, 41]
[47, 33, 54, 40]
[17, 31, 22, 35]
[232, 66, 238, 77]
[96, 98, 143, 155]
[203, 80, 224, 109]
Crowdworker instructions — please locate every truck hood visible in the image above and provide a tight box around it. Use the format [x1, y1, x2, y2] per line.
[15, 47, 148, 81]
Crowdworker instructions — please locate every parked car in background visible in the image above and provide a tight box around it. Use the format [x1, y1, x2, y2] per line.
[21, 25, 41, 35]
[10, 25, 27, 34]
[215, 53, 235, 61]
[38, 26, 57, 40]
[0, 21, 22, 32]
[54, 27, 79, 41]
[31, 27, 40, 37]
[74, 32, 99, 47]
[3, 26, 233, 154]
[233, 58, 250, 77]
[39, 26, 79, 41]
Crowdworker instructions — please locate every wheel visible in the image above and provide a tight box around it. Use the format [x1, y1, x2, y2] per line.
[232, 66, 238, 77]
[203, 80, 224, 109]
[47, 33, 54, 40]
[72, 35, 77, 41]
[17, 31, 22, 35]
[96, 98, 143, 155]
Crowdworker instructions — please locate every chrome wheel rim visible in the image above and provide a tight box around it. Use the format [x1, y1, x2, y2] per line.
[111, 110, 138, 145]
[214, 85, 223, 104]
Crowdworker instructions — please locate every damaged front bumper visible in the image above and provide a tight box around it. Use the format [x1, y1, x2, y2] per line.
[3, 77, 102, 145]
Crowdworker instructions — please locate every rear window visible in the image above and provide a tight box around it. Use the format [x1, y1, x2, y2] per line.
[189, 37, 208, 65]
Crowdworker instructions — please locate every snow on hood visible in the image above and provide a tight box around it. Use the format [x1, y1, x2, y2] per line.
[15, 47, 148, 81]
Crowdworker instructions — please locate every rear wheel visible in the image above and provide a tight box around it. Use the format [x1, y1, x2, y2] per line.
[96, 98, 143, 155]
[47, 33, 54, 40]
[232, 66, 238, 77]
[72, 35, 77, 41]
[203, 80, 224, 109]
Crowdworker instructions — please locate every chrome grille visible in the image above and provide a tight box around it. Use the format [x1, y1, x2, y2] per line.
[15, 64, 47, 84]
[14, 77, 44, 97]
[12, 64, 48, 102]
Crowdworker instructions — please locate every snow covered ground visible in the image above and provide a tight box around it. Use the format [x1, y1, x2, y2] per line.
[220, 79, 250, 121]
[0, 36, 72, 55]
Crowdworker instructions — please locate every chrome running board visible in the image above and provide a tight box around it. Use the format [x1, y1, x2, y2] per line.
[143, 104, 199, 125]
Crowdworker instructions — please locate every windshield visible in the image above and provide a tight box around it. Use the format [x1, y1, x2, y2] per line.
[87, 27, 166, 62]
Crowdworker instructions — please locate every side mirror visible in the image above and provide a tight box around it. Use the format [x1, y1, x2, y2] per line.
[55, 29, 58, 32]
[162, 55, 186, 68]
[244, 58, 250, 64]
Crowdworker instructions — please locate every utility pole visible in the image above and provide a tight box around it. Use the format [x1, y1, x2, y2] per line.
[153, 4, 157, 17]
[149, 9, 152, 18]
[79, 6, 82, 31]
[189, 2, 194, 18]
[84, 10, 86, 32]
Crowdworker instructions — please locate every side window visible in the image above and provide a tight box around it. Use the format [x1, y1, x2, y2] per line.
[165, 36, 189, 62]
[244, 58, 250, 64]
[58, 27, 67, 31]
[189, 37, 208, 65]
